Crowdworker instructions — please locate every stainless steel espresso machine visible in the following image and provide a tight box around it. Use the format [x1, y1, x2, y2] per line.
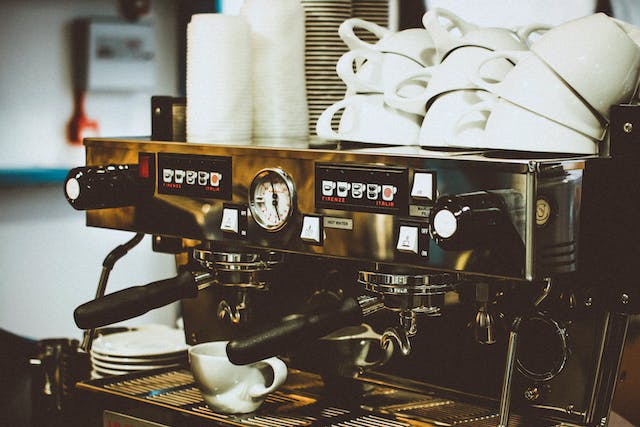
[65, 104, 640, 427]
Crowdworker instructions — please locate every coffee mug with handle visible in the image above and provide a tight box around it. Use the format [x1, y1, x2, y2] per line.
[422, 8, 527, 62]
[468, 50, 606, 140]
[419, 89, 491, 148]
[339, 18, 437, 67]
[450, 96, 599, 155]
[336, 48, 424, 95]
[316, 94, 421, 145]
[529, 12, 640, 120]
[384, 46, 513, 116]
[189, 341, 288, 414]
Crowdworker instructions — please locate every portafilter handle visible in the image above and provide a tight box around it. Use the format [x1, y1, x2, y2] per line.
[226, 295, 383, 365]
[74, 271, 216, 329]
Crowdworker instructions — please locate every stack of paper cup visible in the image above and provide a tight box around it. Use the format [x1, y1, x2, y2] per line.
[186, 14, 252, 144]
[241, 0, 308, 139]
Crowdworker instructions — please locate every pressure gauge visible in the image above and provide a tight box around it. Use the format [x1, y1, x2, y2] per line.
[249, 168, 296, 231]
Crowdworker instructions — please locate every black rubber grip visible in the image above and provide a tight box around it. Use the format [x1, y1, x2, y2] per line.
[74, 271, 197, 329]
[226, 296, 363, 365]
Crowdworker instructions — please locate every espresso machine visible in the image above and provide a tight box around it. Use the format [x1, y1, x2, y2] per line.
[65, 104, 640, 427]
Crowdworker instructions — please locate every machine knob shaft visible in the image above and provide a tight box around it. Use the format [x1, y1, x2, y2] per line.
[430, 191, 508, 250]
[64, 164, 141, 210]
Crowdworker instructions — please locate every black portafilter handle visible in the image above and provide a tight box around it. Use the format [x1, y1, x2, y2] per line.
[74, 270, 206, 329]
[226, 295, 378, 365]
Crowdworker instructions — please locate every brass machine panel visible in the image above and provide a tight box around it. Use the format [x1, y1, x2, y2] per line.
[84, 138, 587, 281]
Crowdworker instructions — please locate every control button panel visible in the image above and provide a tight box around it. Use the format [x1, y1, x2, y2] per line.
[221, 207, 239, 234]
[300, 215, 323, 245]
[396, 221, 430, 259]
[397, 225, 419, 254]
[158, 153, 232, 199]
[222, 204, 248, 238]
[411, 171, 436, 200]
[315, 163, 408, 215]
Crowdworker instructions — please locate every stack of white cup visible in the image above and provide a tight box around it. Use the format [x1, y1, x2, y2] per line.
[387, 10, 640, 154]
[240, 0, 308, 140]
[186, 14, 252, 144]
[317, 9, 640, 155]
[316, 18, 436, 145]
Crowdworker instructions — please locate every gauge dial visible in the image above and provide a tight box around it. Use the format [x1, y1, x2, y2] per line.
[249, 168, 296, 231]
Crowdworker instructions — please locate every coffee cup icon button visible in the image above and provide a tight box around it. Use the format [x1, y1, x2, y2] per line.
[382, 185, 397, 201]
[337, 181, 351, 197]
[367, 184, 381, 200]
[351, 183, 365, 199]
[322, 180, 337, 196]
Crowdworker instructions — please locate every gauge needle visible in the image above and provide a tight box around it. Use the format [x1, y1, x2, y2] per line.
[270, 180, 281, 220]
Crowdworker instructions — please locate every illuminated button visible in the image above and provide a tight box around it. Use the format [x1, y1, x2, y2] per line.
[198, 171, 209, 186]
[221, 208, 239, 233]
[162, 168, 174, 183]
[174, 169, 185, 184]
[186, 170, 197, 185]
[397, 225, 419, 254]
[210, 172, 222, 187]
[411, 172, 434, 200]
[300, 216, 321, 244]
[382, 185, 397, 202]
[433, 209, 457, 239]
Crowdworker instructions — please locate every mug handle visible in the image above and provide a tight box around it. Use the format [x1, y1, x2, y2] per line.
[516, 23, 552, 47]
[447, 97, 495, 147]
[248, 357, 288, 398]
[384, 68, 435, 116]
[339, 18, 392, 51]
[315, 98, 353, 140]
[422, 8, 477, 61]
[466, 50, 531, 93]
[336, 49, 382, 93]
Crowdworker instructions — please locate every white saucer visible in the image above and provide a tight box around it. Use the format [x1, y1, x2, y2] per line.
[91, 328, 188, 358]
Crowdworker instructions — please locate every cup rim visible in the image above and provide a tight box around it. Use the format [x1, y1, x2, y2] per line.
[188, 341, 229, 357]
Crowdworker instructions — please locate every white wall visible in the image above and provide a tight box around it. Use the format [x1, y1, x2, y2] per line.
[0, 0, 181, 340]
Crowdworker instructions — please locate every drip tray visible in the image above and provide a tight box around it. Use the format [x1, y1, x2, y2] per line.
[76, 368, 562, 427]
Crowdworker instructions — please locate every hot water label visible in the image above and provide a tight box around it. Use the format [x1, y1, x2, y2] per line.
[157, 153, 232, 199]
[315, 163, 408, 215]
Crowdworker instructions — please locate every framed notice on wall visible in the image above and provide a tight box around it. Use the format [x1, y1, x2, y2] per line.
[84, 20, 157, 91]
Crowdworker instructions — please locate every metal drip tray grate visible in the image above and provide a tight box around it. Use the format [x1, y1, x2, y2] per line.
[392, 400, 561, 426]
[77, 368, 412, 427]
[78, 368, 564, 427]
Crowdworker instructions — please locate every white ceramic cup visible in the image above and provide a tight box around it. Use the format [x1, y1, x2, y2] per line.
[339, 18, 437, 66]
[451, 97, 599, 155]
[385, 46, 513, 116]
[189, 341, 288, 414]
[422, 8, 527, 62]
[336, 49, 424, 95]
[419, 89, 491, 148]
[315, 94, 421, 145]
[529, 13, 640, 120]
[468, 50, 606, 140]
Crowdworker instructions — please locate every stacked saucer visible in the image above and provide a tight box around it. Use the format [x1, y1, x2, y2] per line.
[301, 0, 352, 134]
[90, 326, 188, 379]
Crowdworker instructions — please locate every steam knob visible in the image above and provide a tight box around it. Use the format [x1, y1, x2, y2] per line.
[430, 191, 507, 250]
[64, 165, 141, 210]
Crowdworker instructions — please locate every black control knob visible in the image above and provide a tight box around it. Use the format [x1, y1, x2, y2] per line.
[430, 191, 508, 250]
[64, 164, 141, 210]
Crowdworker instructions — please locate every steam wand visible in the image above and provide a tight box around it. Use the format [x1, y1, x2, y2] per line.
[80, 233, 144, 352]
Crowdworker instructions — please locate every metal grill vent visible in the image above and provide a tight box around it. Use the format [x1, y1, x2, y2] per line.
[329, 414, 410, 427]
